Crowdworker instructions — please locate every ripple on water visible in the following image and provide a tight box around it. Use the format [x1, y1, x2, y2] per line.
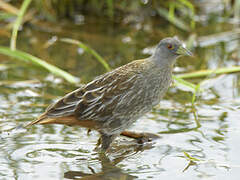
[10, 142, 97, 162]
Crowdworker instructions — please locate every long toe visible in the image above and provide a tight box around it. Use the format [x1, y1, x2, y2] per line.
[120, 131, 160, 143]
[100, 133, 117, 152]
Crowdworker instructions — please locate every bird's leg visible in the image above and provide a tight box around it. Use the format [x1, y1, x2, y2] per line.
[87, 129, 92, 135]
[100, 133, 117, 152]
[96, 136, 102, 147]
[120, 131, 160, 144]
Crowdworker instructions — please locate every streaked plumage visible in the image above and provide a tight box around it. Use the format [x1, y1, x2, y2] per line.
[27, 37, 192, 152]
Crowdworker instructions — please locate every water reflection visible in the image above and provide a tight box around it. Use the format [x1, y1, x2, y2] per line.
[64, 138, 155, 179]
[64, 153, 137, 180]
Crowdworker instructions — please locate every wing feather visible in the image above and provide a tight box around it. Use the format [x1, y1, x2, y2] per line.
[34, 60, 144, 124]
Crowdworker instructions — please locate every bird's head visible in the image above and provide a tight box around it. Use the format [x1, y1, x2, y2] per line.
[153, 37, 192, 67]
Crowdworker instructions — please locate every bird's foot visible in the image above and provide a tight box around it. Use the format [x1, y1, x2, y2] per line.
[120, 131, 160, 144]
[94, 134, 116, 154]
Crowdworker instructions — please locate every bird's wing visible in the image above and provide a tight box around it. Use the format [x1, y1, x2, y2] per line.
[27, 60, 144, 126]
[74, 67, 139, 121]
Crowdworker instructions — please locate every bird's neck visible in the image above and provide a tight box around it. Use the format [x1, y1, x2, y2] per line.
[150, 54, 175, 70]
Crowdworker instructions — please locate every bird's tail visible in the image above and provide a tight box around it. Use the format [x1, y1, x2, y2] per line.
[25, 114, 78, 128]
[24, 114, 48, 128]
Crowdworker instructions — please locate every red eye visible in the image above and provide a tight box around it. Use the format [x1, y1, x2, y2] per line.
[167, 44, 174, 49]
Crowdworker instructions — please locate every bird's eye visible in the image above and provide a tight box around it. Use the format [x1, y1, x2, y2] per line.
[167, 44, 174, 50]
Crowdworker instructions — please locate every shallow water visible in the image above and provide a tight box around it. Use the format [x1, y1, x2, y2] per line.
[1, 3, 240, 179]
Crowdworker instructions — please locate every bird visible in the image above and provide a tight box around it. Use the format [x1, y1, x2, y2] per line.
[26, 37, 192, 152]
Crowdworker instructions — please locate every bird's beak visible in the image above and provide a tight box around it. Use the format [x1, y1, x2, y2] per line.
[176, 46, 193, 56]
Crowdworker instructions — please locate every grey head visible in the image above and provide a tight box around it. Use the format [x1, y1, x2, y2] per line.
[152, 37, 192, 67]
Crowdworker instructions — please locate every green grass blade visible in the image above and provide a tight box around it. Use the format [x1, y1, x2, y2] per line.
[106, 0, 114, 19]
[0, 12, 15, 20]
[191, 83, 200, 104]
[157, 7, 190, 32]
[60, 38, 111, 71]
[178, 0, 194, 12]
[183, 152, 200, 161]
[10, 0, 32, 50]
[168, 2, 175, 21]
[234, 0, 240, 19]
[173, 75, 197, 91]
[176, 66, 240, 79]
[0, 46, 79, 84]
[177, 0, 196, 29]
